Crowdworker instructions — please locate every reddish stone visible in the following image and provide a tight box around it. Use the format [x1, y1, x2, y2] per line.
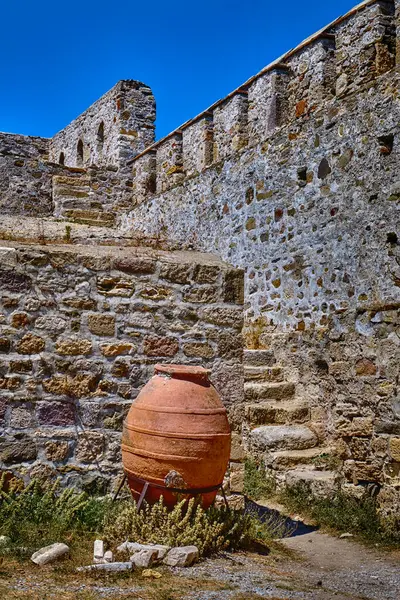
[143, 336, 179, 357]
[36, 402, 75, 426]
[296, 99, 307, 118]
[355, 359, 377, 376]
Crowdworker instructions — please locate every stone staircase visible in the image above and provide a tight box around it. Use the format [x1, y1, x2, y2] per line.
[244, 349, 337, 497]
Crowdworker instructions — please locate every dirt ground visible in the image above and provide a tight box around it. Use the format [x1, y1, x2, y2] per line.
[0, 530, 398, 600]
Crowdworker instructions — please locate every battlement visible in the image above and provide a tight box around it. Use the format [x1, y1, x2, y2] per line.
[49, 80, 156, 171]
[129, 0, 398, 204]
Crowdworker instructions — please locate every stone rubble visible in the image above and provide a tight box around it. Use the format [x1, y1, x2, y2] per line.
[130, 548, 159, 568]
[163, 545, 199, 567]
[77, 562, 133, 573]
[79, 542, 199, 571]
[31, 543, 69, 566]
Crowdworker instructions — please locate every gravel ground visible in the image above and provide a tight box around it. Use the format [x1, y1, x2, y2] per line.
[1, 531, 399, 599]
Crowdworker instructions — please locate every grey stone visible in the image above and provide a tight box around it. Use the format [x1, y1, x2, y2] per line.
[163, 545, 199, 567]
[93, 539, 104, 561]
[77, 562, 132, 573]
[31, 543, 69, 565]
[130, 548, 158, 568]
[250, 425, 317, 452]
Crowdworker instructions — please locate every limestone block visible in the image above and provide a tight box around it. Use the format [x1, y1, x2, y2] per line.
[31, 543, 69, 566]
[143, 335, 179, 357]
[250, 425, 317, 452]
[0, 247, 17, 267]
[16, 333, 45, 354]
[55, 339, 93, 356]
[87, 313, 115, 336]
[130, 549, 158, 568]
[389, 438, 400, 462]
[229, 464, 245, 493]
[118, 542, 169, 560]
[77, 562, 132, 573]
[93, 539, 104, 561]
[230, 433, 245, 462]
[163, 546, 199, 567]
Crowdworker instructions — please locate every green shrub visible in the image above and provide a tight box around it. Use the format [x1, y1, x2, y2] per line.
[0, 475, 112, 552]
[279, 483, 400, 546]
[104, 496, 275, 557]
[243, 458, 275, 500]
[0, 475, 282, 559]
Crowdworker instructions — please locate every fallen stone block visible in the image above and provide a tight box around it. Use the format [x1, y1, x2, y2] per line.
[163, 545, 199, 567]
[31, 543, 69, 566]
[77, 562, 132, 573]
[118, 541, 169, 560]
[130, 548, 158, 568]
[93, 539, 105, 563]
[104, 550, 114, 563]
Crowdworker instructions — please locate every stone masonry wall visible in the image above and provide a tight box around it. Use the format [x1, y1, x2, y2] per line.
[50, 80, 156, 171]
[121, 0, 400, 511]
[0, 133, 53, 216]
[0, 242, 243, 493]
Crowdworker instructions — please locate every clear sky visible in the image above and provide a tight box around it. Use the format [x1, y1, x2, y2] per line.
[0, 0, 359, 141]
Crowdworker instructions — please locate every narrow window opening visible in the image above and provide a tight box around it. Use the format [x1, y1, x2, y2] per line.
[378, 133, 394, 156]
[297, 167, 307, 187]
[59, 152, 65, 166]
[97, 122, 105, 145]
[97, 122, 105, 159]
[77, 139, 84, 166]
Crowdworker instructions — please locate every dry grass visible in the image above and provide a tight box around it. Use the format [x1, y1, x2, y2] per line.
[0, 544, 235, 600]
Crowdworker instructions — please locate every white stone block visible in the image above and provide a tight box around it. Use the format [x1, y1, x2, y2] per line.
[130, 548, 158, 568]
[31, 543, 69, 566]
[93, 539, 104, 560]
[163, 545, 199, 567]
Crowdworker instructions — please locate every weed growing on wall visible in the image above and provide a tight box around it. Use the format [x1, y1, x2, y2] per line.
[243, 458, 276, 501]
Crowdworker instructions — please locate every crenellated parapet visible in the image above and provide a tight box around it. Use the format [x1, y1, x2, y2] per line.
[129, 0, 398, 207]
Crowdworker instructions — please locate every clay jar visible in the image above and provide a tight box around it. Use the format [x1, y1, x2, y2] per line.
[122, 364, 231, 509]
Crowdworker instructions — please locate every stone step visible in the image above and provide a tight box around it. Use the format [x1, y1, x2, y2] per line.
[285, 468, 338, 498]
[244, 366, 283, 383]
[245, 382, 295, 401]
[250, 425, 318, 453]
[244, 349, 276, 367]
[246, 401, 310, 426]
[266, 447, 335, 470]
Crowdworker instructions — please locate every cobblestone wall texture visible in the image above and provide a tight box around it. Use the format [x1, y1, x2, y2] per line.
[50, 80, 156, 171]
[0, 243, 243, 493]
[123, 0, 400, 515]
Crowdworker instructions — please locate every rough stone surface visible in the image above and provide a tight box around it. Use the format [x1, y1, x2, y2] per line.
[163, 545, 199, 567]
[31, 543, 69, 566]
[0, 243, 242, 489]
[2, 0, 400, 513]
[130, 549, 158, 568]
[77, 562, 132, 573]
[250, 425, 318, 452]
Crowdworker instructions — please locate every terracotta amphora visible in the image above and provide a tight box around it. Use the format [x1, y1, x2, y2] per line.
[122, 364, 231, 509]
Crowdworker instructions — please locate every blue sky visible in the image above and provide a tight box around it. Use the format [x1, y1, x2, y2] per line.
[0, 0, 358, 140]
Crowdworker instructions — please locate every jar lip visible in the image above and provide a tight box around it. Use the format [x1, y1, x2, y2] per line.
[155, 363, 211, 380]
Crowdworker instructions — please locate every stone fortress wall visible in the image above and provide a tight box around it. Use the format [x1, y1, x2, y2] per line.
[0, 241, 243, 494]
[1, 0, 400, 515]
